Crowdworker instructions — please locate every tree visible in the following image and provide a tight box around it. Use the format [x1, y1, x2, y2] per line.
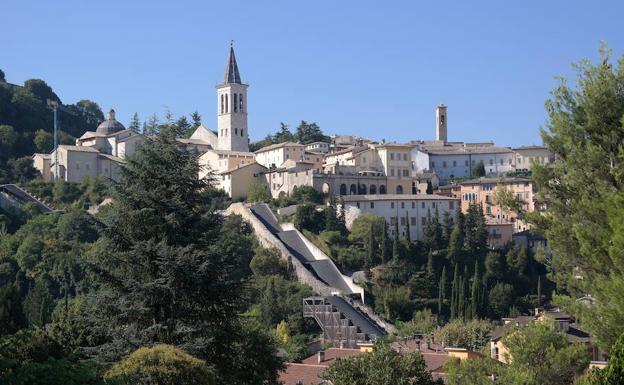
[9, 156, 38, 183]
[128, 112, 141, 132]
[33, 129, 53, 153]
[272, 122, 294, 143]
[530, 46, 624, 352]
[438, 266, 447, 317]
[294, 204, 324, 233]
[502, 319, 590, 385]
[578, 331, 624, 385]
[250, 247, 288, 278]
[89, 130, 280, 383]
[294, 120, 327, 144]
[190, 111, 202, 129]
[488, 282, 514, 318]
[104, 344, 215, 385]
[472, 160, 486, 177]
[469, 261, 481, 319]
[247, 182, 271, 203]
[322, 341, 443, 385]
[0, 125, 17, 161]
[433, 319, 493, 351]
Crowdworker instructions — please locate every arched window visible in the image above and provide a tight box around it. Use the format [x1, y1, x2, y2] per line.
[359, 184, 367, 195]
[225, 94, 229, 113]
[369, 184, 377, 194]
[234, 94, 238, 112]
[350, 184, 357, 195]
[220, 94, 224, 114]
[239, 94, 244, 112]
[379, 185, 387, 194]
[340, 184, 347, 195]
[240, 129, 244, 137]
[396, 185, 404, 194]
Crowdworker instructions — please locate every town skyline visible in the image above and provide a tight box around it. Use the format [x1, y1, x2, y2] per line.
[4, 1, 624, 147]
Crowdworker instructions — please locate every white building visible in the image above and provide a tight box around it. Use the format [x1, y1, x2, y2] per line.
[305, 141, 330, 154]
[513, 146, 555, 171]
[341, 194, 459, 241]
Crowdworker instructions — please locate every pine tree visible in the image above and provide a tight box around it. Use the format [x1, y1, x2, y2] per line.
[447, 226, 464, 266]
[442, 211, 454, 249]
[438, 266, 447, 317]
[190, 111, 202, 128]
[324, 195, 340, 231]
[129, 112, 141, 132]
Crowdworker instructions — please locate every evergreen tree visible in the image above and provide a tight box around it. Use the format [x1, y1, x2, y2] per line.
[536, 275, 542, 307]
[438, 266, 447, 317]
[365, 222, 375, 269]
[451, 264, 459, 320]
[392, 217, 400, 260]
[381, 221, 389, 264]
[470, 261, 480, 319]
[442, 211, 454, 249]
[190, 111, 202, 128]
[324, 196, 340, 232]
[404, 211, 410, 243]
[447, 226, 464, 266]
[129, 112, 141, 132]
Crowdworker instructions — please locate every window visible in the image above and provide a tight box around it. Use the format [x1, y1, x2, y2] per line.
[390, 153, 395, 160]
[400, 217, 406, 226]
[402, 169, 409, 177]
[421, 202, 425, 208]
[370, 202, 374, 208]
[443, 161, 447, 168]
[431, 161, 436, 168]
[220, 94, 224, 114]
[489, 159, 493, 165]
[411, 202, 415, 208]
[225, 94, 229, 113]
[239, 94, 244, 112]
[465, 160, 469, 166]
[453, 160, 457, 167]
[391, 202, 395, 209]
[500, 159, 503, 165]
[449, 201, 455, 209]
[422, 217, 427, 225]
[391, 217, 397, 225]
[403, 153, 407, 161]
[356, 202, 360, 208]
[410, 217, 416, 225]
[432, 202, 436, 208]
[241, 129, 244, 136]
[391, 169, 395, 176]
[235, 128, 238, 135]
[401, 202, 405, 209]
[234, 94, 238, 112]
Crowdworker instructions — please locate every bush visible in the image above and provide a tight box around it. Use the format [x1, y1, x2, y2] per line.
[433, 319, 494, 351]
[293, 204, 324, 233]
[250, 247, 288, 277]
[104, 344, 215, 385]
[247, 182, 272, 203]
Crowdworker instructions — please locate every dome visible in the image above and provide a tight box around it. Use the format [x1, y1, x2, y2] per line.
[96, 109, 126, 135]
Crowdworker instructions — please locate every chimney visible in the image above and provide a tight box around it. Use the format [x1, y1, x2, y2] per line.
[317, 350, 325, 364]
[436, 104, 448, 143]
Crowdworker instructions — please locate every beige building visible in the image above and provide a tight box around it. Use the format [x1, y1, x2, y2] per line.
[513, 145, 555, 171]
[460, 177, 534, 232]
[254, 142, 306, 169]
[219, 162, 267, 200]
[33, 109, 138, 182]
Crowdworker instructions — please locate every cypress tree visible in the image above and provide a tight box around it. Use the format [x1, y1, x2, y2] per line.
[470, 260, 480, 319]
[381, 221, 389, 264]
[404, 211, 411, 243]
[451, 264, 459, 320]
[392, 216, 400, 260]
[365, 222, 375, 269]
[537, 275, 542, 307]
[438, 266, 447, 317]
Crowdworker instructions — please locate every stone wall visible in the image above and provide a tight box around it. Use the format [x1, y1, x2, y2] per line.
[225, 203, 336, 297]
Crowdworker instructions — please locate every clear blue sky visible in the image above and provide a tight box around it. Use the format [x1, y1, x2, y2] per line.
[3, 0, 623, 146]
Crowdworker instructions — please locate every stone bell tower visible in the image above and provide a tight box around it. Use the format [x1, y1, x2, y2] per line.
[217, 42, 249, 152]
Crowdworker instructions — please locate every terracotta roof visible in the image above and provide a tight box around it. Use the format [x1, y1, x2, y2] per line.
[300, 348, 364, 366]
[279, 363, 328, 385]
[342, 194, 458, 202]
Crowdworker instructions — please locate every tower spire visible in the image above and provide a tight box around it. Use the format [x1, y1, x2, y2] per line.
[224, 42, 242, 84]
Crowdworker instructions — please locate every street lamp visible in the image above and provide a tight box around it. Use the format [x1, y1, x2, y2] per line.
[47, 99, 59, 181]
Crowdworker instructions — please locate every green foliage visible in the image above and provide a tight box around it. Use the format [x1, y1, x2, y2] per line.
[373, 285, 415, 322]
[0, 329, 99, 385]
[322, 340, 443, 385]
[530, 46, 624, 352]
[104, 344, 215, 385]
[433, 319, 494, 351]
[488, 282, 514, 318]
[294, 204, 324, 233]
[500, 319, 590, 385]
[250, 247, 288, 278]
[396, 308, 437, 338]
[472, 161, 486, 177]
[246, 182, 272, 203]
[577, 331, 624, 385]
[294, 120, 329, 144]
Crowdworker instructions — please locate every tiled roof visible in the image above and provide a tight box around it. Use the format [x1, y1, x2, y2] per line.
[301, 348, 364, 366]
[255, 141, 304, 153]
[342, 194, 458, 202]
[418, 144, 513, 155]
[279, 363, 327, 385]
[460, 177, 532, 185]
[219, 162, 267, 175]
[57, 145, 99, 153]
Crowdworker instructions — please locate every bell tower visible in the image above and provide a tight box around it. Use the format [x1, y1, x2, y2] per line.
[217, 42, 249, 152]
[436, 104, 448, 143]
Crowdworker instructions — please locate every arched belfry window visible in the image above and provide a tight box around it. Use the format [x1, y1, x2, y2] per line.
[241, 129, 244, 137]
[234, 94, 238, 112]
[225, 94, 229, 113]
[239, 94, 244, 112]
[220, 94, 224, 114]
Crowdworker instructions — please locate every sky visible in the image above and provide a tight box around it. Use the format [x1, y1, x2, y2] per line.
[2, 0, 623, 147]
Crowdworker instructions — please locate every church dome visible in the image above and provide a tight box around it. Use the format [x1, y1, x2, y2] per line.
[96, 109, 126, 135]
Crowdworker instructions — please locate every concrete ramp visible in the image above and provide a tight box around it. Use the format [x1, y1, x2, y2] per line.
[0, 184, 55, 213]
